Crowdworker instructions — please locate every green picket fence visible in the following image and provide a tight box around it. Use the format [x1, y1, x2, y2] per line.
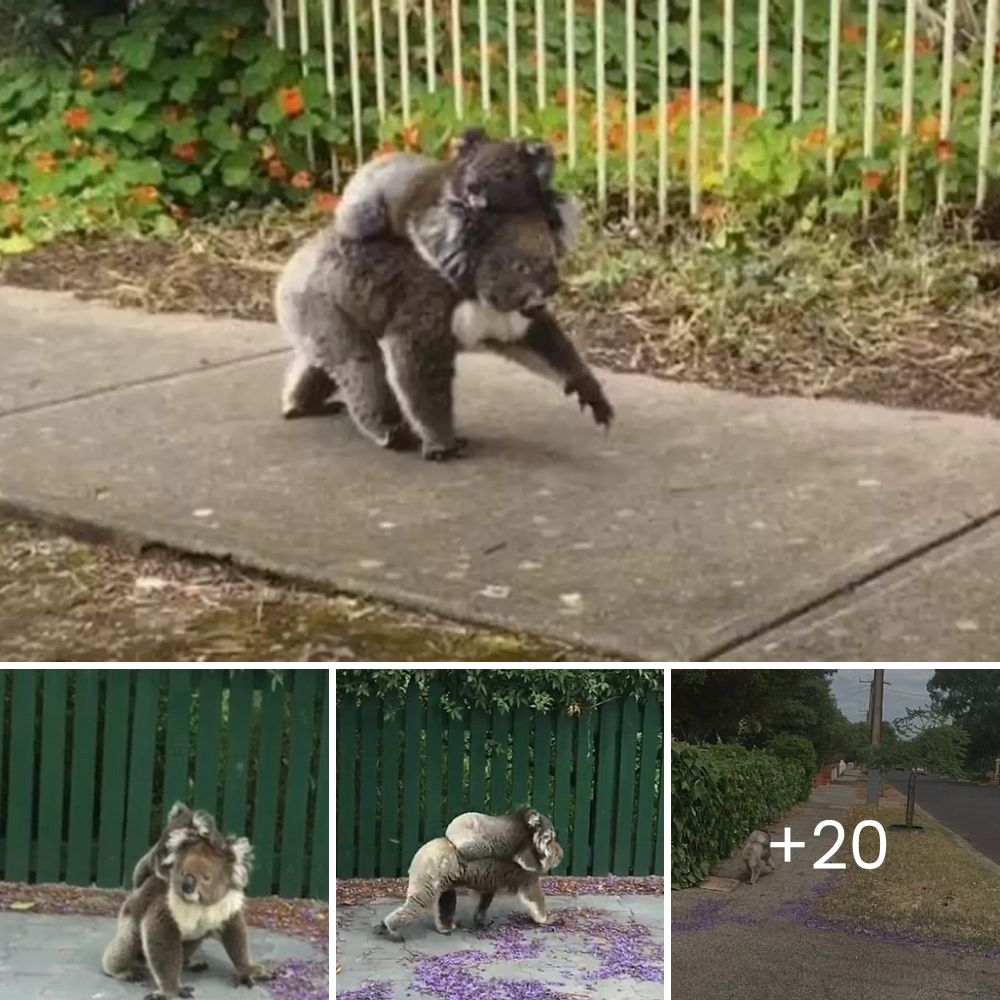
[336, 681, 664, 878]
[0, 668, 328, 900]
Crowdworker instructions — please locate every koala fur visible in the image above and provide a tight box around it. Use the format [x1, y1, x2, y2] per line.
[375, 835, 564, 940]
[102, 820, 269, 998]
[276, 212, 612, 459]
[740, 829, 774, 885]
[335, 128, 571, 254]
[132, 802, 218, 889]
[445, 808, 558, 872]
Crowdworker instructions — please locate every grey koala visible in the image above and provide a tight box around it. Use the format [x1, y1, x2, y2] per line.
[445, 808, 558, 872]
[274, 209, 613, 460]
[740, 829, 775, 885]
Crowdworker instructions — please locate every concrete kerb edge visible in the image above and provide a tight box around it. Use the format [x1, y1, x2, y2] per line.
[0, 494, 642, 661]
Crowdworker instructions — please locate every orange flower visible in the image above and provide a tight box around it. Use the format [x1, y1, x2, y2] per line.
[0, 181, 18, 202]
[3, 206, 23, 231]
[607, 121, 625, 151]
[734, 101, 759, 120]
[37, 193, 57, 210]
[917, 114, 939, 143]
[915, 35, 934, 56]
[279, 86, 305, 117]
[79, 67, 98, 88]
[402, 123, 421, 150]
[221, 25, 241, 41]
[290, 170, 312, 189]
[861, 169, 883, 190]
[109, 64, 125, 86]
[314, 191, 340, 214]
[172, 140, 198, 161]
[954, 81, 973, 99]
[162, 105, 182, 123]
[64, 107, 91, 130]
[936, 139, 954, 162]
[34, 151, 58, 173]
[842, 23, 863, 44]
[260, 141, 278, 161]
[131, 185, 159, 203]
[803, 125, 827, 148]
[267, 159, 288, 180]
[554, 86, 569, 106]
[637, 114, 657, 135]
[377, 139, 396, 156]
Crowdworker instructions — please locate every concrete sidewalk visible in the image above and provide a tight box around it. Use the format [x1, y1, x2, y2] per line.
[5, 285, 1000, 659]
[0, 911, 324, 1000]
[336, 891, 664, 999]
[672, 776, 1000, 999]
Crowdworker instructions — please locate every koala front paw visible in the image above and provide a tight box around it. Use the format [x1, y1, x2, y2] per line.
[564, 373, 614, 427]
[422, 436, 469, 462]
[179, 988, 195, 998]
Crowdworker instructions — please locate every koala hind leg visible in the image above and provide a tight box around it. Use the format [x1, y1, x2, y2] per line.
[281, 353, 343, 419]
[102, 916, 145, 982]
[379, 890, 438, 939]
[379, 328, 465, 461]
[473, 891, 495, 928]
[438, 889, 457, 931]
[517, 881, 548, 925]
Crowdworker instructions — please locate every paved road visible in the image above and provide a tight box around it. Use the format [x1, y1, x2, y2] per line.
[11, 285, 1000, 659]
[885, 769, 1000, 865]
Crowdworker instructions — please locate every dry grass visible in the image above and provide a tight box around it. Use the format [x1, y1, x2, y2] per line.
[816, 801, 1000, 948]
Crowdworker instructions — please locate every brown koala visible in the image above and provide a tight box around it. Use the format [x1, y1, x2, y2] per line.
[131, 802, 219, 889]
[102, 821, 269, 999]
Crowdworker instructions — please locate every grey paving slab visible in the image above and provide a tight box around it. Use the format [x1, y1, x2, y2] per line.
[336, 892, 664, 999]
[7, 292, 1000, 657]
[727, 517, 1000, 660]
[0, 912, 324, 1000]
[0, 286, 283, 415]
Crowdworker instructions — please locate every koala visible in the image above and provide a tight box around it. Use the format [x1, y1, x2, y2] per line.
[374, 834, 564, 940]
[445, 808, 557, 872]
[102, 820, 270, 998]
[132, 802, 218, 889]
[334, 128, 575, 259]
[275, 211, 612, 460]
[740, 829, 774, 885]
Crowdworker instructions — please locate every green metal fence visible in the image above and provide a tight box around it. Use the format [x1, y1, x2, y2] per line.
[0, 668, 328, 900]
[336, 681, 664, 878]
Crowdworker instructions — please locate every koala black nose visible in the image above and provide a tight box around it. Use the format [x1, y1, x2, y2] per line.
[181, 874, 196, 896]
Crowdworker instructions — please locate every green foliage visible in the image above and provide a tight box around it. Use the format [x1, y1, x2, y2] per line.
[928, 669, 1000, 771]
[765, 732, 816, 799]
[335, 668, 663, 716]
[671, 739, 808, 889]
[877, 706, 971, 778]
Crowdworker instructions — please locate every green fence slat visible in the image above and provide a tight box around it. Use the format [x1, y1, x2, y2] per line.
[356, 695, 379, 877]
[571, 708, 595, 876]
[633, 696, 661, 876]
[591, 699, 621, 876]
[193, 669, 223, 815]
[0, 671, 6, 876]
[467, 707, 488, 813]
[97, 670, 131, 887]
[66, 670, 99, 885]
[222, 671, 253, 835]
[489, 709, 509, 814]
[279, 669, 317, 898]
[162, 669, 192, 807]
[123, 670, 160, 885]
[552, 711, 573, 870]
[309, 673, 329, 899]
[37, 669, 68, 883]
[612, 697, 639, 875]
[653, 772, 664, 877]
[399, 682, 422, 871]
[379, 693, 401, 877]
[336, 697, 358, 879]
[445, 709, 465, 825]
[530, 711, 552, 818]
[6, 670, 37, 881]
[423, 680, 444, 840]
[250, 671, 285, 895]
[511, 706, 530, 808]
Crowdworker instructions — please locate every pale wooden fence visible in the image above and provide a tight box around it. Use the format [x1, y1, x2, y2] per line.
[267, 0, 1000, 224]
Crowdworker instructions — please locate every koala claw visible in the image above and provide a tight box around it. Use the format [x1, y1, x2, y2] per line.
[179, 988, 195, 998]
[564, 373, 614, 428]
[422, 436, 469, 462]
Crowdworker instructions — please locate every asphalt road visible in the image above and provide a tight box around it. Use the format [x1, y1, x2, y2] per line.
[885, 769, 1000, 864]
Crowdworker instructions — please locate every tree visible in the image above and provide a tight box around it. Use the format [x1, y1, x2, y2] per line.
[874, 707, 970, 778]
[928, 670, 1000, 770]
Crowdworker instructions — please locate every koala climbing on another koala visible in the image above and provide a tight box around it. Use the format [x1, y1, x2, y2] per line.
[740, 829, 775, 885]
[445, 808, 558, 872]
[276, 210, 612, 459]
[102, 818, 270, 998]
[374, 834, 564, 940]
[132, 802, 218, 889]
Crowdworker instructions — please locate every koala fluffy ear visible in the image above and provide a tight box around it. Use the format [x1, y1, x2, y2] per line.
[162, 826, 199, 869]
[523, 808, 543, 830]
[454, 127, 488, 159]
[191, 809, 217, 838]
[519, 140, 555, 187]
[227, 836, 254, 889]
[167, 802, 192, 822]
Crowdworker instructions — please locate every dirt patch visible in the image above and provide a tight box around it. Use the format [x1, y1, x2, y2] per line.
[0, 516, 591, 661]
[5, 211, 1000, 418]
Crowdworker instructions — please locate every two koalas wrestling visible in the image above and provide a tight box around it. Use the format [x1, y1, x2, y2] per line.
[275, 128, 613, 460]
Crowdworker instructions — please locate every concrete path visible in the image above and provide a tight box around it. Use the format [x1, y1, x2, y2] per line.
[6, 285, 1000, 659]
[672, 776, 1000, 999]
[0, 911, 324, 1000]
[336, 892, 664, 999]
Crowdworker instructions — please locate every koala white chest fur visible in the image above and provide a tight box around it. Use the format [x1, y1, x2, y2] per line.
[168, 888, 245, 940]
[451, 300, 531, 350]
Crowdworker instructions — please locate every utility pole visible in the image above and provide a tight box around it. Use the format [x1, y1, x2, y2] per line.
[866, 668, 884, 805]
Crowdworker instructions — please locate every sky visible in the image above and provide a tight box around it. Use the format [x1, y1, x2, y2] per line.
[830, 668, 935, 723]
